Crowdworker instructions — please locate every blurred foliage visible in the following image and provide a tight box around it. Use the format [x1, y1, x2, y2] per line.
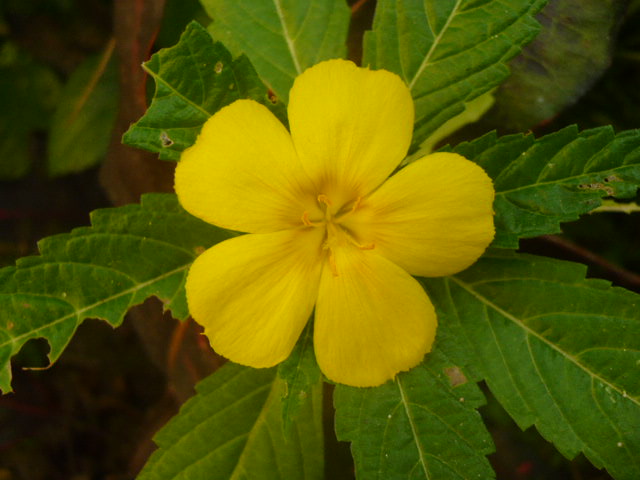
[483, 0, 629, 132]
[551, 0, 640, 131]
[0, 0, 113, 181]
[47, 44, 119, 177]
[537, 0, 640, 283]
[0, 43, 60, 180]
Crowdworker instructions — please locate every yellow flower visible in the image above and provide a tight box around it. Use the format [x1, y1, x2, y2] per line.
[175, 59, 494, 387]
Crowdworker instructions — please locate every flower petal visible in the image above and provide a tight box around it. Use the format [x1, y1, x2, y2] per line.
[345, 152, 495, 277]
[288, 59, 414, 206]
[175, 99, 315, 233]
[186, 228, 324, 368]
[314, 247, 436, 387]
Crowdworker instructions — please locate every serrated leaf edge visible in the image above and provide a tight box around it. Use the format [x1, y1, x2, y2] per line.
[2, 264, 189, 355]
[450, 275, 639, 409]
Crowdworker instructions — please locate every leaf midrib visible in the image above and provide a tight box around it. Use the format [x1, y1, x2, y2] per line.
[152, 372, 273, 478]
[450, 276, 640, 408]
[273, 0, 302, 75]
[229, 377, 280, 480]
[144, 64, 212, 118]
[1, 264, 190, 350]
[496, 163, 639, 196]
[408, 0, 463, 91]
[396, 376, 431, 480]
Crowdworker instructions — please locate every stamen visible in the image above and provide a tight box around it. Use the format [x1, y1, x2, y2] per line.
[317, 194, 332, 206]
[301, 211, 315, 226]
[350, 196, 363, 213]
[343, 228, 375, 251]
[328, 250, 339, 277]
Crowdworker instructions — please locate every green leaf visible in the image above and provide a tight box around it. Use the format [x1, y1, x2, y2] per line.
[405, 92, 494, 162]
[138, 363, 324, 480]
[203, 0, 351, 103]
[334, 350, 495, 480]
[453, 126, 640, 248]
[421, 250, 640, 480]
[364, 0, 546, 147]
[0, 194, 229, 393]
[123, 21, 282, 161]
[484, 0, 628, 131]
[48, 43, 119, 176]
[0, 42, 60, 180]
[277, 321, 322, 432]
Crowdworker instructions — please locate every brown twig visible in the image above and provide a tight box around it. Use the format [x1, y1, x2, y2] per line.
[351, 0, 371, 14]
[538, 235, 640, 291]
[167, 317, 190, 374]
[100, 0, 174, 206]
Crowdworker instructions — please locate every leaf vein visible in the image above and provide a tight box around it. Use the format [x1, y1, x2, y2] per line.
[273, 0, 302, 75]
[526, 334, 583, 447]
[144, 66, 212, 118]
[591, 378, 639, 472]
[408, 0, 463, 91]
[452, 276, 640, 409]
[1, 264, 190, 350]
[396, 376, 431, 480]
[482, 302, 536, 415]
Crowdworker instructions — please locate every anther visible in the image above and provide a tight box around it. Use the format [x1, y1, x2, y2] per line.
[343, 229, 375, 251]
[317, 194, 332, 206]
[301, 211, 315, 227]
[350, 196, 363, 213]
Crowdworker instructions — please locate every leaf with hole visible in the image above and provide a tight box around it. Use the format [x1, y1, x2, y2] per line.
[453, 125, 640, 248]
[0, 194, 229, 393]
[123, 21, 282, 161]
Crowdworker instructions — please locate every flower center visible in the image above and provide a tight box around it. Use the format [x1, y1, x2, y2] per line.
[301, 194, 374, 276]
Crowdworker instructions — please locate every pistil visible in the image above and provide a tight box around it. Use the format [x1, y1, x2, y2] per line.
[300, 193, 375, 277]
